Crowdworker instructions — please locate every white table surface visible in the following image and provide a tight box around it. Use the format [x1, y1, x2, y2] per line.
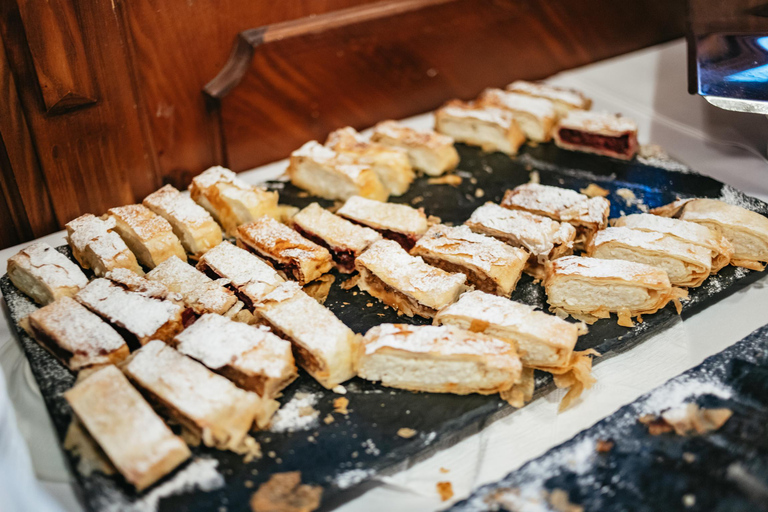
[1, 39, 767, 512]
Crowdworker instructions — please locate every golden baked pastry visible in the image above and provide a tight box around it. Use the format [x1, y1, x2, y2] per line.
[336, 195, 429, 251]
[66, 214, 142, 277]
[370, 120, 459, 176]
[477, 88, 557, 142]
[108, 204, 187, 269]
[434, 100, 526, 155]
[7, 242, 88, 306]
[505, 80, 592, 117]
[553, 110, 638, 160]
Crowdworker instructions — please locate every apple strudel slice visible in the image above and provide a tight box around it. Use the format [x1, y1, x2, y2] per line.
[291, 202, 381, 273]
[123, 340, 277, 453]
[370, 120, 459, 176]
[505, 80, 592, 118]
[477, 88, 557, 142]
[66, 214, 142, 276]
[587, 227, 712, 288]
[108, 204, 187, 269]
[356, 324, 522, 395]
[554, 110, 638, 160]
[434, 100, 526, 155]
[336, 195, 429, 251]
[411, 225, 527, 296]
[173, 314, 297, 399]
[544, 256, 688, 326]
[143, 184, 223, 259]
[64, 365, 191, 490]
[237, 216, 333, 285]
[7, 242, 88, 306]
[354, 239, 467, 318]
[255, 282, 357, 389]
[189, 166, 279, 237]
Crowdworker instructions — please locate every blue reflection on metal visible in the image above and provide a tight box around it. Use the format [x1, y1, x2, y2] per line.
[724, 36, 768, 83]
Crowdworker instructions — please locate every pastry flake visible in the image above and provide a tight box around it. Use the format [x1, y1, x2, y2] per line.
[7, 242, 88, 306]
[505, 80, 592, 117]
[434, 100, 526, 155]
[554, 110, 639, 160]
[477, 88, 557, 142]
[108, 204, 187, 269]
[66, 214, 142, 277]
[370, 120, 459, 176]
[336, 195, 429, 251]
[146, 256, 238, 315]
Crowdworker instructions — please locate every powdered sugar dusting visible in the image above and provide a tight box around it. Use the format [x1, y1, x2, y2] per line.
[333, 468, 374, 490]
[719, 184, 767, 212]
[270, 391, 320, 433]
[337, 196, 428, 236]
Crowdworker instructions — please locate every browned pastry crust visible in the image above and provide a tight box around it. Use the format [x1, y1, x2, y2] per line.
[66, 214, 142, 277]
[7, 242, 88, 306]
[370, 120, 459, 177]
[434, 100, 526, 155]
[108, 204, 187, 269]
[336, 195, 429, 251]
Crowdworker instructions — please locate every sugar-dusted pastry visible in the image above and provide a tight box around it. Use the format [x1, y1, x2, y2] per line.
[505, 80, 592, 117]
[66, 214, 142, 277]
[64, 365, 190, 490]
[434, 100, 526, 155]
[356, 324, 522, 394]
[336, 195, 429, 251]
[7, 242, 88, 306]
[587, 227, 712, 288]
[554, 110, 638, 160]
[477, 88, 557, 142]
[325, 127, 415, 196]
[354, 239, 467, 318]
[370, 120, 459, 176]
[173, 314, 297, 399]
[255, 282, 357, 389]
[108, 204, 186, 269]
[237, 216, 333, 285]
[286, 141, 388, 201]
[105, 267, 180, 301]
[501, 183, 610, 249]
[411, 225, 527, 296]
[23, 297, 129, 372]
[123, 340, 277, 452]
[143, 184, 222, 258]
[465, 202, 576, 278]
[652, 198, 768, 271]
[189, 166, 279, 237]
[291, 202, 381, 273]
[196, 241, 284, 309]
[612, 213, 733, 273]
[544, 256, 687, 326]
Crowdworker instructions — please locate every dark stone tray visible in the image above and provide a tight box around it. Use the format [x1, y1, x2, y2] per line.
[2, 142, 767, 512]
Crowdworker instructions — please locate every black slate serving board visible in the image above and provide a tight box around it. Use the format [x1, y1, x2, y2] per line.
[2, 142, 768, 512]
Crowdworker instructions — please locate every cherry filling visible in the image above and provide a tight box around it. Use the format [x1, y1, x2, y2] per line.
[240, 243, 302, 282]
[294, 225, 357, 273]
[558, 128, 631, 156]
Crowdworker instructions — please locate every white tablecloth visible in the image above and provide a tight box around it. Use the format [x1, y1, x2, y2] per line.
[1, 39, 767, 512]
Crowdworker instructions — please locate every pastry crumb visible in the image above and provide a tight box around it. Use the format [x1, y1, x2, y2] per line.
[333, 397, 349, 415]
[579, 183, 609, 197]
[250, 471, 322, 512]
[474, 188, 485, 198]
[595, 439, 614, 453]
[528, 170, 540, 184]
[340, 275, 359, 290]
[639, 404, 732, 436]
[428, 175, 462, 186]
[437, 481, 454, 501]
[331, 385, 347, 395]
[397, 428, 417, 439]
[439, 467, 450, 474]
[323, 414, 334, 425]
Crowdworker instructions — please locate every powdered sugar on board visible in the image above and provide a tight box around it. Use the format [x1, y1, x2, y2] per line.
[269, 391, 321, 433]
[719, 184, 768, 214]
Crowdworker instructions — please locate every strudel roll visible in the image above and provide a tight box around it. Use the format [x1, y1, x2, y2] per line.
[123, 340, 277, 452]
[255, 282, 357, 389]
[108, 204, 187, 269]
[237, 216, 333, 285]
[286, 141, 388, 201]
[370, 120, 459, 176]
[105, 267, 180, 301]
[336, 195, 429, 251]
[477, 88, 557, 142]
[354, 239, 467, 318]
[64, 365, 191, 490]
[66, 214, 142, 277]
[356, 324, 522, 395]
[505, 80, 592, 117]
[411, 225, 527, 296]
[292, 202, 381, 273]
[544, 256, 688, 326]
[24, 297, 129, 372]
[554, 110, 638, 160]
[7, 242, 88, 306]
[587, 227, 712, 288]
[189, 166, 279, 237]
[434, 100, 526, 155]
[143, 184, 222, 258]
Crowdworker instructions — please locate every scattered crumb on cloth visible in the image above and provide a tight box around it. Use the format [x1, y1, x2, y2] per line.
[639, 403, 732, 436]
[397, 428, 417, 439]
[437, 481, 454, 501]
[250, 471, 322, 512]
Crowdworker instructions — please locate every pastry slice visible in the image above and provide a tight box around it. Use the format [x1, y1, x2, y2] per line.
[354, 239, 467, 318]
[255, 282, 357, 389]
[465, 202, 576, 278]
[477, 88, 557, 142]
[7, 242, 88, 306]
[189, 166, 279, 237]
[434, 100, 526, 155]
[325, 126, 415, 196]
[505, 80, 592, 117]
[336, 195, 429, 251]
[105, 267, 180, 302]
[587, 227, 712, 288]
[237, 216, 333, 285]
[291, 202, 381, 273]
[286, 141, 388, 201]
[544, 255, 688, 326]
[123, 340, 277, 453]
[652, 198, 768, 271]
[64, 365, 190, 490]
[108, 204, 187, 269]
[66, 214, 142, 277]
[370, 120, 459, 176]
[23, 297, 129, 372]
[143, 184, 223, 258]
[196, 241, 284, 309]
[356, 324, 522, 394]
[612, 213, 733, 273]
[554, 110, 639, 160]
[411, 225, 527, 296]
[173, 313, 297, 399]
[501, 183, 610, 249]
